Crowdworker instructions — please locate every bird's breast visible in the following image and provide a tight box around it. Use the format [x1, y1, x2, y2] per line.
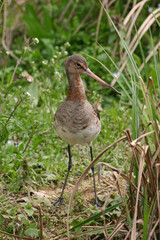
[54, 100, 101, 145]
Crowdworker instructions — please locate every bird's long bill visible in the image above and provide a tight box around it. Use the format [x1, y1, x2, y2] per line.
[84, 68, 121, 95]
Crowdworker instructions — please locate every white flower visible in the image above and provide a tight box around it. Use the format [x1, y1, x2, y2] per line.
[55, 71, 61, 78]
[24, 46, 28, 51]
[6, 51, 10, 55]
[21, 72, 26, 77]
[25, 92, 31, 97]
[27, 77, 32, 82]
[64, 51, 68, 55]
[64, 42, 70, 47]
[33, 38, 39, 44]
[51, 58, 55, 64]
[42, 60, 48, 65]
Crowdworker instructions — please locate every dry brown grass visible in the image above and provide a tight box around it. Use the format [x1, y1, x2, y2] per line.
[111, 0, 160, 86]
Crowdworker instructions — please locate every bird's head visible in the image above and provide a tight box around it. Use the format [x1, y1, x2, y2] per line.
[64, 54, 88, 75]
[64, 54, 121, 95]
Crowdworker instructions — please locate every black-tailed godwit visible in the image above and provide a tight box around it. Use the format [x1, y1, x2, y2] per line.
[54, 54, 121, 207]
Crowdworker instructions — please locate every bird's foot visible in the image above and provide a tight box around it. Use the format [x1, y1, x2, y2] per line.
[53, 196, 64, 208]
[92, 199, 101, 208]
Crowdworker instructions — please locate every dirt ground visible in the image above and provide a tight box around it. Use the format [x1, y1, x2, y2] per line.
[0, 171, 126, 239]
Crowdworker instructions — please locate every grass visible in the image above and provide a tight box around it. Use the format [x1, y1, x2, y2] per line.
[0, 40, 129, 238]
[0, 0, 160, 239]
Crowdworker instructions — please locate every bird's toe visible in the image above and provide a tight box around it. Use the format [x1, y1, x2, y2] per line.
[53, 196, 64, 208]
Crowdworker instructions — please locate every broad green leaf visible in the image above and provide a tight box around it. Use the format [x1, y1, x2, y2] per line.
[28, 81, 39, 107]
[24, 227, 39, 237]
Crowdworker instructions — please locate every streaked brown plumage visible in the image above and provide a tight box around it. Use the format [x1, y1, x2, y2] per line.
[54, 54, 121, 207]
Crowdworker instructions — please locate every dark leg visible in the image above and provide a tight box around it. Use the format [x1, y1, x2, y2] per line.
[90, 146, 100, 207]
[54, 144, 72, 207]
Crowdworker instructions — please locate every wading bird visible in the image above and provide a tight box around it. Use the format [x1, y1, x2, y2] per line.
[54, 54, 121, 207]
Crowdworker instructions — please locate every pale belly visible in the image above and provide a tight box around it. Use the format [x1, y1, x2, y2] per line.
[54, 100, 101, 145]
[54, 120, 101, 145]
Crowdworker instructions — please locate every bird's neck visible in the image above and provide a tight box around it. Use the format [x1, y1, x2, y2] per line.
[66, 71, 87, 101]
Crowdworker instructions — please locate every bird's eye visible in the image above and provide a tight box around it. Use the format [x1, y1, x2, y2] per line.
[76, 63, 81, 67]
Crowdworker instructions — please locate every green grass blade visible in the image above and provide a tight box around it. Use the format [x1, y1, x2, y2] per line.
[83, 52, 132, 102]
[149, 29, 160, 95]
[70, 201, 122, 231]
[100, 1, 140, 78]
